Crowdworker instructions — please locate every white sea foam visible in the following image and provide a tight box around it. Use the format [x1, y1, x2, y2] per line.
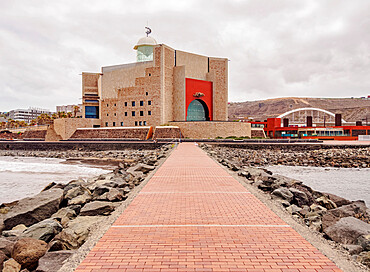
[0, 156, 111, 204]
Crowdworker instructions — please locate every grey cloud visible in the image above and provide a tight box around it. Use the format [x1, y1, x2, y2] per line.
[0, 0, 369, 111]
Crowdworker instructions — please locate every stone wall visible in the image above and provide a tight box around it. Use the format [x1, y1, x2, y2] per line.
[22, 130, 47, 140]
[69, 127, 152, 140]
[153, 126, 182, 139]
[53, 118, 101, 140]
[170, 121, 251, 139]
[251, 128, 266, 138]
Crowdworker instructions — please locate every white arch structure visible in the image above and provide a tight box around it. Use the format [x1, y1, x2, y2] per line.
[277, 107, 347, 123]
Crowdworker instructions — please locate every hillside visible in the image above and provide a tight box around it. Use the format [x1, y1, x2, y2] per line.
[228, 97, 370, 123]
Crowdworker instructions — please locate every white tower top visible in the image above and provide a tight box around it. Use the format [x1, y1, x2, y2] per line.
[134, 27, 157, 62]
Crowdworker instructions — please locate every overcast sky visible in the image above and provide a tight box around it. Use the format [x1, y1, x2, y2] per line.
[1, 0, 370, 112]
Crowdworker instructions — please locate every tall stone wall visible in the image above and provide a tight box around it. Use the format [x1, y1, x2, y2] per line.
[53, 118, 101, 140]
[153, 126, 182, 139]
[69, 127, 152, 140]
[170, 122, 251, 139]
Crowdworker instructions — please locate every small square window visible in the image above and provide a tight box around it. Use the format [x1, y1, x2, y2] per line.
[132, 101, 135, 106]
[125, 112, 127, 116]
[148, 101, 152, 105]
[148, 111, 151, 116]
[139, 121, 142, 126]
[132, 111, 135, 116]
[113, 122, 116, 126]
[146, 92, 148, 96]
[107, 113, 109, 116]
[107, 104, 109, 107]
[114, 113, 116, 116]
[148, 73, 151, 76]
[120, 122, 123, 126]
[105, 122, 108, 127]
[140, 111, 144, 116]
[140, 101, 144, 106]
[144, 121, 147, 125]
[125, 102, 127, 106]
[135, 121, 138, 126]
[114, 103, 116, 106]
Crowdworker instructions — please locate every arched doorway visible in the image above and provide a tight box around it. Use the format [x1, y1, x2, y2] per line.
[186, 99, 210, 121]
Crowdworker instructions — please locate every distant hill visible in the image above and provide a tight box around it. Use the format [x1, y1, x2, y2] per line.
[228, 97, 370, 123]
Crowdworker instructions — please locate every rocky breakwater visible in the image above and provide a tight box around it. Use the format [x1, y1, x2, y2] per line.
[201, 144, 370, 268]
[209, 145, 370, 168]
[0, 144, 172, 272]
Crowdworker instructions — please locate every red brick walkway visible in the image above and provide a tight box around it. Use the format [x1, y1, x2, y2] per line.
[75, 143, 342, 272]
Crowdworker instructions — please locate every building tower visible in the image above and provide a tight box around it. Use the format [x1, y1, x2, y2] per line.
[133, 27, 157, 62]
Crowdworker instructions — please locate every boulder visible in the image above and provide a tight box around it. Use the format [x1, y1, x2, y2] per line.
[289, 188, 309, 207]
[324, 217, 370, 245]
[286, 204, 302, 215]
[0, 251, 9, 271]
[2, 224, 28, 237]
[0, 237, 15, 257]
[98, 188, 125, 202]
[272, 188, 293, 202]
[64, 186, 88, 201]
[357, 251, 370, 267]
[343, 244, 363, 255]
[322, 201, 367, 231]
[322, 193, 351, 207]
[22, 219, 62, 242]
[79, 201, 115, 216]
[51, 208, 76, 226]
[309, 204, 327, 215]
[11, 238, 48, 270]
[67, 192, 92, 206]
[62, 179, 86, 194]
[2, 258, 21, 272]
[51, 216, 103, 250]
[316, 196, 337, 210]
[3, 189, 63, 230]
[35, 250, 73, 272]
[358, 234, 370, 251]
[127, 163, 154, 174]
[40, 182, 56, 192]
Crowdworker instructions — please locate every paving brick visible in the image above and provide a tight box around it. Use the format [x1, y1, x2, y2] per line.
[75, 143, 342, 272]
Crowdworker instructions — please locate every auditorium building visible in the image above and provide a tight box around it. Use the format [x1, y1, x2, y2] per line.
[52, 30, 251, 140]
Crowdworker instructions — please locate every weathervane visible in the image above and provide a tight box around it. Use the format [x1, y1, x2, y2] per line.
[145, 26, 151, 37]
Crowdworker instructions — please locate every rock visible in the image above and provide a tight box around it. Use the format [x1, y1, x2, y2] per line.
[0, 237, 15, 257]
[35, 250, 73, 272]
[322, 201, 367, 231]
[323, 193, 351, 207]
[316, 196, 337, 210]
[343, 244, 363, 255]
[79, 201, 115, 216]
[272, 188, 293, 202]
[40, 182, 56, 192]
[2, 258, 21, 272]
[68, 192, 92, 206]
[289, 188, 309, 207]
[309, 204, 327, 215]
[51, 216, 103, 250]
[3, 189, 63, 230]
[0, 251, 9, 271]
[2, 224, 28, 238]
[51, 208, 76, 226]
[67, 205, 81, 215]
[357, 251, 370, 267]
[298, 205, 310, 217]
[286, 204, 302, 215]
[22, 219, 62, 242]
[62, 179, 86, 194]
[12, 238, 48, 270]
[98, 188, 125, 202]
[276, 199, 290, 208]
[358, 234, 370, 251]
[325, 217, 370, 245]
[92, 186, 110, 198]
[127, 163, 155, 174]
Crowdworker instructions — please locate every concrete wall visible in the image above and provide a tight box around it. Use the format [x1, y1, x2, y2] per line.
[170, 121, 251, 139]
[53, 118, 101, 140]
[176, 50, 208, 80]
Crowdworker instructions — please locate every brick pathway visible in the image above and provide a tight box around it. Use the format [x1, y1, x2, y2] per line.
[75, 143, 342, 272]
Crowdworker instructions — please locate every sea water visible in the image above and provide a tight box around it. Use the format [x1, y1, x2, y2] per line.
[0, 156, 111, 204]
[266, 165, 370, 206]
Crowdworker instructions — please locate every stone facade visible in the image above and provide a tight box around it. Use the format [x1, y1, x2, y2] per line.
[80, 44, 228, 128]
[69, 127, 152, 140]
[153, 126, 182, 139]
[170, 122, 251, 139]
[53, 118, 101, 140]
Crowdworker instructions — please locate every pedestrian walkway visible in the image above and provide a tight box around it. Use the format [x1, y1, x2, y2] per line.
[75, 143, 342, 272]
